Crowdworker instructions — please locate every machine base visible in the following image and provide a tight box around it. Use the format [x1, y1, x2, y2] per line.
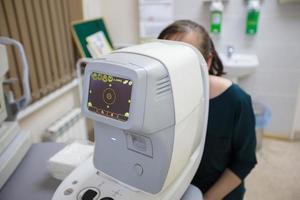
[182, 185, 203, 200]
[0, 130, 31, 188]
[0, 122, 19, 154]
[52, 157, 203, 200]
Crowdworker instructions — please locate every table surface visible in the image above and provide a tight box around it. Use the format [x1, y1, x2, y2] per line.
[0, 143, 64, 200]
[0, 143, 203, 200]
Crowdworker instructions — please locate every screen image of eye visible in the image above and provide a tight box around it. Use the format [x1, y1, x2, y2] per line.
[88, 72, 132, 121]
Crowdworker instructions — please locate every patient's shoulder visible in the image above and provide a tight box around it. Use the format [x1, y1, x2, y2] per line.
[209, 76, 232, 99]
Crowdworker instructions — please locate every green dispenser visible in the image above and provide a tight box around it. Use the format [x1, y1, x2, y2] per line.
[246, 0, 261, 35]
[210, 1, 224, 34]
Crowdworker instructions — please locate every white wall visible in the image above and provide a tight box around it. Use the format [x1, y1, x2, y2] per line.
[83, 0, 103, 20]
[94, 0, 300, 138]
[16, 0, 299, 141]
[101, 0, 139, 46]
[182, 1, 300, 138]
[202, 1, 300, 138]
[83, 0, 139, 46]
[293, 82, 300, 139]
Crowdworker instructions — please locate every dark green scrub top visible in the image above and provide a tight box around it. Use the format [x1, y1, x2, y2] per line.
[192, 84, 257, 200]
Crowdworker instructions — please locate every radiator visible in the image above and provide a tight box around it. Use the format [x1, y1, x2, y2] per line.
[44, 108, 88, 143]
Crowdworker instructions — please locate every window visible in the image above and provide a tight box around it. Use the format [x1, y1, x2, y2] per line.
[0, 0, 83, 102]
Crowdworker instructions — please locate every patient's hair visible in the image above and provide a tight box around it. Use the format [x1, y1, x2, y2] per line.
[158, 20, 225, 76]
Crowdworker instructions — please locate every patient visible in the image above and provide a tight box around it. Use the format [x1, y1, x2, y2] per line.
[159, 20, 257, 200]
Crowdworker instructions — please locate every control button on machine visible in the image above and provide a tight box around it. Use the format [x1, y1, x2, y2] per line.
[100, 198, 114, 200]
[78, 188, 100, 200]
[64, 188, 74, 195]
[134, 163, 143, 176]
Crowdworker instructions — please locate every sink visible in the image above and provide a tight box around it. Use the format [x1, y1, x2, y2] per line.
[219, 53, 259, 78]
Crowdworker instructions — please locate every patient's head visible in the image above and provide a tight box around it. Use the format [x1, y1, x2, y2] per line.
[158, 20, 224, 76]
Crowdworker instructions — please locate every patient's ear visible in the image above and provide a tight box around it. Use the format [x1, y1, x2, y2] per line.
[206, 53, 213, 70]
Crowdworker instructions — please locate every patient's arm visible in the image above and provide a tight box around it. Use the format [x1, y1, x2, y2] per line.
[203, 169, 241, 200]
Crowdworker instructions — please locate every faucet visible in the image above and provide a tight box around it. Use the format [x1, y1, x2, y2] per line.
[226, 45, 235, 58]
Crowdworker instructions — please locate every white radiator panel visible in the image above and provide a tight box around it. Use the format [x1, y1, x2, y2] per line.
[45, 108, 88, 143]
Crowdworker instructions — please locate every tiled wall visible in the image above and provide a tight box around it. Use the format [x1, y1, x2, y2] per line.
[175, 0, 300, 138]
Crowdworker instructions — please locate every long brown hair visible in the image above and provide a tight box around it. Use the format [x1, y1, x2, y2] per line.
[158, 20, 225, 76]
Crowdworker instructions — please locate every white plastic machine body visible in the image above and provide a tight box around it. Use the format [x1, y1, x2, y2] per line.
[52, 41, 209, 200]
[0, 38, 32, 189]
[0, 44, 8, 123]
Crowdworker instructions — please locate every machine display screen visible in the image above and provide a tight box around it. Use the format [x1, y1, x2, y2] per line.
[87, 72, 133, 121]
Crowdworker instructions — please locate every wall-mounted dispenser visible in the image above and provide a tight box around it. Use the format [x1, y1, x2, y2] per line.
[246, 0, 261, 35]
[210, 1, 224, 34]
